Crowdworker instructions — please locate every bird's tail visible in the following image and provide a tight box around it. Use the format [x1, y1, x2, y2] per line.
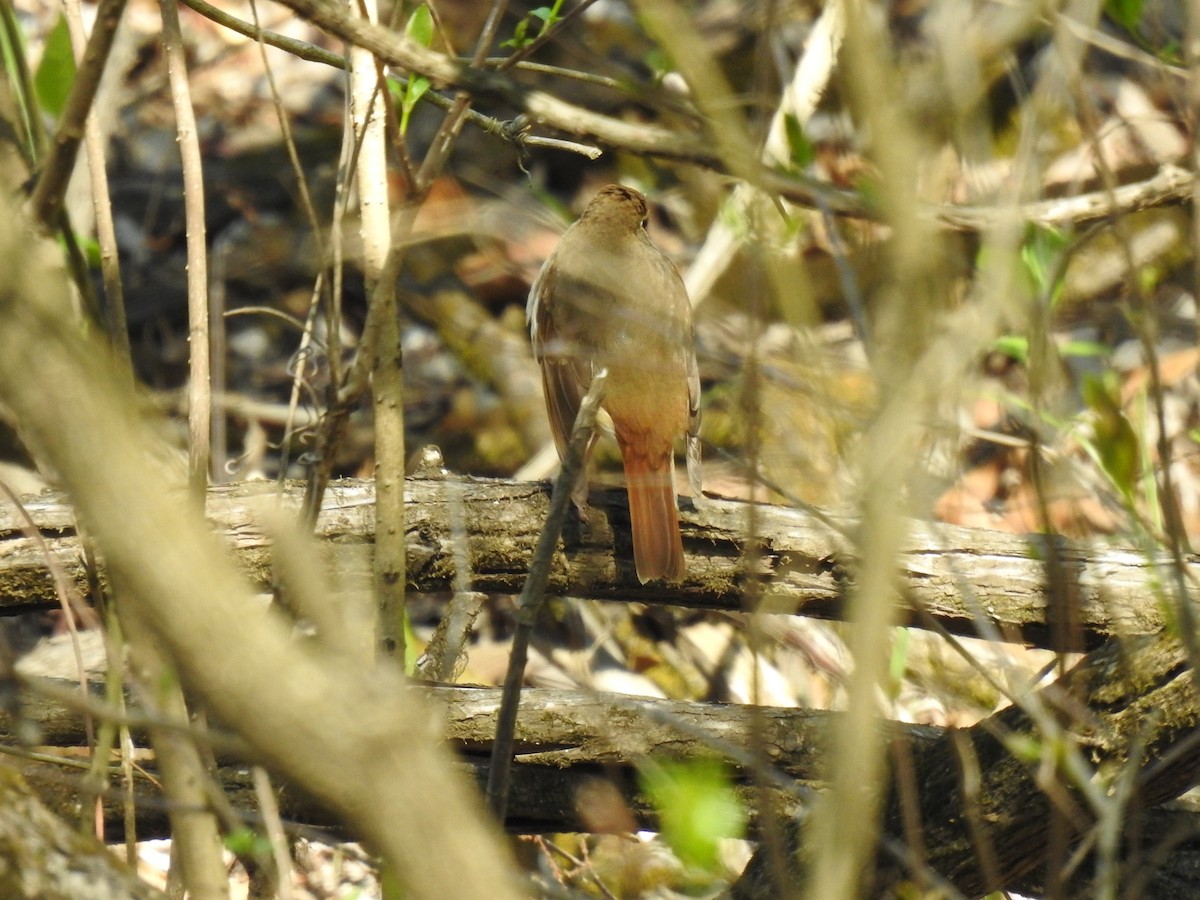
[622, 451, 684, 583]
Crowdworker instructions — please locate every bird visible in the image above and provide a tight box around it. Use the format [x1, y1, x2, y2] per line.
[527, 184, 700, 583]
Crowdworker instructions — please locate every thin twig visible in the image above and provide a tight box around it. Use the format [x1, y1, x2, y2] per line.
[252, 766, 294, 900]
[933, 163, 1196, 231]
[159, 0, 211, 496]
[111, 613, 140, 865]
[245, 0, 333, 491]
[296, 74, 366, 528]
[175, 0, 604, 160]
[498, 0, 603, 71]
[123, 609, 231, 899]
[348, 0, 405, 663]
[484, 57, 622, 88]
[181, 0, 1196, 229]
[22, 674, 251, 755]
[486, 370, 607, 821]
[62, 0, 131, 380]
[415, 0, 510, 191]
[29, 0, 128, 229]
[519, 133, 602, 158]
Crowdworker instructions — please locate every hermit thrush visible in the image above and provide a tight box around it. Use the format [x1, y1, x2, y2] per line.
[528, 185, 700, 582]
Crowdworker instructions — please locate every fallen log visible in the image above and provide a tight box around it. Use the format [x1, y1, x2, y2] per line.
[0, 477, 1191, 647]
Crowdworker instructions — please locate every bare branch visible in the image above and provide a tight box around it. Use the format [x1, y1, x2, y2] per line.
[29, 0, 128, 230]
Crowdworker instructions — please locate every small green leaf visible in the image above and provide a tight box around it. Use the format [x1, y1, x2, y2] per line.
[502, 1, 564, 50]
[404, 613, 420, 675]
[1082, 371, 1139, 500]
[500, 18, 530, 50]
[1058, 339, 1109, 360]
[1006, 733, 1042, 763]
[992, 335, 1029, 364]
[404, 4, 434, 47]
[77, 234, 101, 268]
[34, 16, 76, 118]
[640, 759, 746, 871]
[224, 827, 272, 860]
[782, 112, 815, 170]
[643, 47, 673, 78]
[852, 173, 884, 215]
[1105, 0, 1144, 34]
[1019, 225, 1067, 291]
[405, 76, 430, 111]
[1156, 39, 1183, 64]
[399, 75, 430, 134]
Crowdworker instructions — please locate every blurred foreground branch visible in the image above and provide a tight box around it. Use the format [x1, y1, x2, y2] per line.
[0, 192, 520, 900]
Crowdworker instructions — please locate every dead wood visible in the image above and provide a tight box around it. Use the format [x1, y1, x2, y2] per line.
[7, 679, 838, 838]
[10, 662, 1200, 895]
[0, 477, 1191, 648]
[0, 762, 164, 899]
[727, 632, 1200, 897]
[879, 633, 1200, 895]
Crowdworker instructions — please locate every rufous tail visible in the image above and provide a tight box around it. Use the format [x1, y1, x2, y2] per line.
[622, 452, 684, 583]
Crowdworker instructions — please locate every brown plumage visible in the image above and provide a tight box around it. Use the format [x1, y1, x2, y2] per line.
[527, 185, 700, 583]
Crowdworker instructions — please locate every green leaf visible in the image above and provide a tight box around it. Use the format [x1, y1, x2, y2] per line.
[224, 826, 272, 860]
[992, 335, 1029, 364]
[399, 75, 430, 134]
[1105, 0, 1144, 34]
[404, 4, 434, 47]
[1006, 733, 1042, 764]
[77, 234, 101, 268]
[404, 75, 430, 111]
[404, 613, 420, 675]
[1017, 224, 1069, 309]
[1058, 339, 1109, 360]
[782, 112, 815, 170]
[500, 18, 530, 50]
[1082, 371, 1139, 500]
[852, 173, 884, 216]
[1019, 225, 1067, 291]
[33, 16, 75, 118]
[397, 5, 435, 136]
[640, 759, 746, 871]
[501, 2, 564, 50]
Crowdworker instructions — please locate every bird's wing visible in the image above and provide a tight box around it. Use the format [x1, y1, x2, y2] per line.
[526, 248, 554, 351]
[529, 252, 593, 458]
